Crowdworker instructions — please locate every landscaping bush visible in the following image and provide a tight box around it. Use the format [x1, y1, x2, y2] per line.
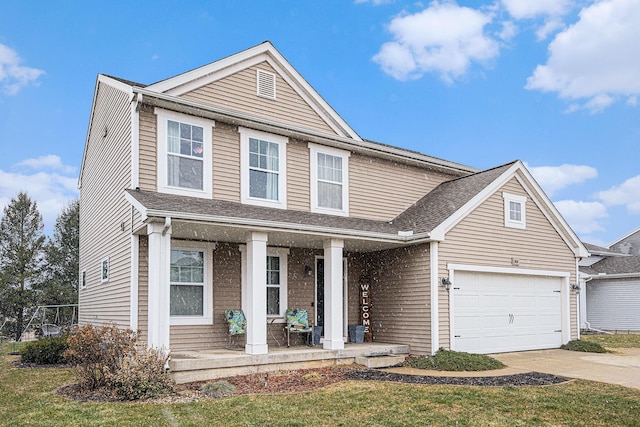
[20, 336, 68, 365]
[403, 349, 505, 371]
[201, 380, 235, 398]
[64, 324, 137, 390]
[561, 339, 607, 353]
[105, 347, 174, 400]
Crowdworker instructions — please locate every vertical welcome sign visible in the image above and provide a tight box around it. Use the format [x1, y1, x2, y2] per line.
[359, 276, 372, 341]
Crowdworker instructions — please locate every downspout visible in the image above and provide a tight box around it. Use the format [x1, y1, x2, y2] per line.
[162, 217, 172, 236]
[582, 275, 593, 331]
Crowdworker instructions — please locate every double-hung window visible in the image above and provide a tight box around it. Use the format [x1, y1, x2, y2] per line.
[240, 127, 287, 208]
[239, 246, 289, 321]
[169, 243, 214, 325]
[266, 255, 281, 316]
[156, 109, 213, 198]
[503, 192, 527, 229]
[309, 143, 349, 216]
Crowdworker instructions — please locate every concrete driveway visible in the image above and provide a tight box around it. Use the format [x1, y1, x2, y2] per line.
[491, 348, 640, 390]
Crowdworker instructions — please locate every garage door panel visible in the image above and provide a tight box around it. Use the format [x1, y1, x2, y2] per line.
[453, 271, 563, 354]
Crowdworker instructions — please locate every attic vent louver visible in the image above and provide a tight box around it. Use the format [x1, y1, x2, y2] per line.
[257, 69, 276, 99]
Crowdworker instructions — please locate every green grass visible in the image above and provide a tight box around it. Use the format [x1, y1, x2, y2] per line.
[403, 349, 506, 371]
[582, 333, 640, 349]
[2, 344, 640, 426]
[561, 339, 607, 353]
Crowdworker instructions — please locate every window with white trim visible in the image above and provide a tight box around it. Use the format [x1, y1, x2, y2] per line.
[81, 269, 86, 289]
[309, 143, 349, 216]
[239, 246, 289, 320]
[100, 258, 109, 282]
[503, 192, 527, 229]
[240, 127, 287, 208]
[156, 109, 213, 198]
[169, 242, 214, 325]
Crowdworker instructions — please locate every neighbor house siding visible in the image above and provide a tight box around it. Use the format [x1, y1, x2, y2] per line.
[369, 245, 431, 355]
[287, 139, 311, 212]
[181, 62, 337, 135]
[350, 154, 458, 221]
[437, 177, 579, 348]
[79, 81, 133, 327]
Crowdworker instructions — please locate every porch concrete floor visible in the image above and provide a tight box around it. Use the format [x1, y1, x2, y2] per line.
[170, 342, 410, 384]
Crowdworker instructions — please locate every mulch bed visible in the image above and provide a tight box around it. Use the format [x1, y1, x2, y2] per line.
[54, 365, 570, 403]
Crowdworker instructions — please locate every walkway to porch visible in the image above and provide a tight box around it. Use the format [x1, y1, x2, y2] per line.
[170, 342, 410, 384]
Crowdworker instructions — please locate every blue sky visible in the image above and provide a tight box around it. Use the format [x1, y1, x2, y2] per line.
[0, 0, 638, 246]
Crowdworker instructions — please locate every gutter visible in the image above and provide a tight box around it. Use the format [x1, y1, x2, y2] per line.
[132, 87, 477, 176]
[588, 272, 640, 280]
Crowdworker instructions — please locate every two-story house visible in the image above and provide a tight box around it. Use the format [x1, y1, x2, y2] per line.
[79, 42, 587, 376]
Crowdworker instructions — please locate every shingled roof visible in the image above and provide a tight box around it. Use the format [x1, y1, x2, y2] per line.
[392, 161, 516, 234]
[581, 256, 640, 276]
[582, 242, 622, 257]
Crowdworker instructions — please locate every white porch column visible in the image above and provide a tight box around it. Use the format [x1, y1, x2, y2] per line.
[147, 220, 172, 352]
[245, 231, 268, 355]
[323, 238, 344, 350]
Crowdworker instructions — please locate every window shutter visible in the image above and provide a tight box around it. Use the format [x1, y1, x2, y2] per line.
[257, 69, 276, 99]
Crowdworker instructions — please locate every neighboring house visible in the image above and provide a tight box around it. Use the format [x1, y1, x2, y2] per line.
[78, 41, 588, 359]
[579, 230, 640, 331]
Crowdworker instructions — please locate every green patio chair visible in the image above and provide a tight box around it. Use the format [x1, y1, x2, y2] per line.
[285, 308, 312, 347]
[224, 309, 247, 349]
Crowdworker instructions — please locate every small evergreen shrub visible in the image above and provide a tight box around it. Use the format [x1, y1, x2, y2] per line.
[561, 340, 607, 353]
[20, 336, 68, 365]
[403, 349, 505, 371]
[105, 347, 174, 400]
[201, 381, 236, 398]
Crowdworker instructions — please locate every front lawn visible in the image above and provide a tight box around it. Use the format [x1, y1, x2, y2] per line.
[582, 333, 640, 349]
[2, 344, 640, 426]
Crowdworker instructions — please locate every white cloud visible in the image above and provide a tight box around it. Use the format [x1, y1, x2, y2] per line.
[596, 175, 640, 214]
[526, 0, 640, 112]
[0, 43, 45, 95]
[498, 21, 518, 41]
[15, 155, 77, 174]
[554, 200, 608, 234]
[372, 1, 500, 82]
[535, 17, 565, 41]
[0, 157, 78, 234]
[527, 163, 598, 196]
[501, 0, 572, 19]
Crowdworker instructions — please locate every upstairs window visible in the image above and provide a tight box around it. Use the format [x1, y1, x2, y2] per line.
[503, 192, 527, 229]
[240, 127, 287, 209]
[309, 143, 349, 216]
[156, 109, 213, 198]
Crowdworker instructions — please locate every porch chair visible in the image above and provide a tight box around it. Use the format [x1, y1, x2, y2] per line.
[285, 308, 312, 347]
[224, 309, 247, 349]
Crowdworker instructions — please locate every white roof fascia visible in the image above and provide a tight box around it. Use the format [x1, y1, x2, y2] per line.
[124, 192, 148, 222]
[588, 272, 640, 280]
[145, 42, 361, 141]
[78, 75, 133, 189]
[430, 162, 522, 241]
[514, 165, 589, 258]
[133, 88, 476, 175]
[607, 226, 640, 249]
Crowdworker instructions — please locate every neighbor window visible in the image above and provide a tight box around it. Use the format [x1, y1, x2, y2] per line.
[169, 243, 214, 326]
[101, 258, 109, 282]
[81, 269, 86, 289]
[503, 192, 527, 229]
[309, 143, 349, 216]
[240, 127, 287, 208]
[156, 109, 213, 198]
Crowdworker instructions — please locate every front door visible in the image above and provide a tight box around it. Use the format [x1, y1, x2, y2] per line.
[315, 258, 348, 337]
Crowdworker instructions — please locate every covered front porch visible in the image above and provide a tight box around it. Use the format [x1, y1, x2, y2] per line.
[169, 342, 410, 384]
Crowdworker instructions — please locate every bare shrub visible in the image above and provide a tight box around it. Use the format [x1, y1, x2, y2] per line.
[105, 347, 174, 400]
[201, 380, 235, 398]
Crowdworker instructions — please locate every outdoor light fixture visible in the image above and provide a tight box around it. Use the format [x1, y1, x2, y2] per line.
[441, 277, 452, 292]
[304, 265, 313, 277]
[571, 284, 581, 293]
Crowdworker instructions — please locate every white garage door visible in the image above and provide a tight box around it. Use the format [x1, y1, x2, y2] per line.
[453, 271, 563, 354]
[586, 280, 640, 330]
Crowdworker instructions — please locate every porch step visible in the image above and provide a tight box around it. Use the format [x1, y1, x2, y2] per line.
[355, 354, 406, 368]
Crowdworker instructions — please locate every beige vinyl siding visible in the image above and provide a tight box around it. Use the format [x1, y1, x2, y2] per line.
[287, 139, 310, 211]
[438, 177, 579, 348]
[137, 236, 148, 343]
[212, 122, 241, 202]
[79, 81, 133, 327]
[350, 153, 458, 221]
[138, 105, 157, 191]
[369, 245, 431, 355]
[182, 62, 337, 135]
